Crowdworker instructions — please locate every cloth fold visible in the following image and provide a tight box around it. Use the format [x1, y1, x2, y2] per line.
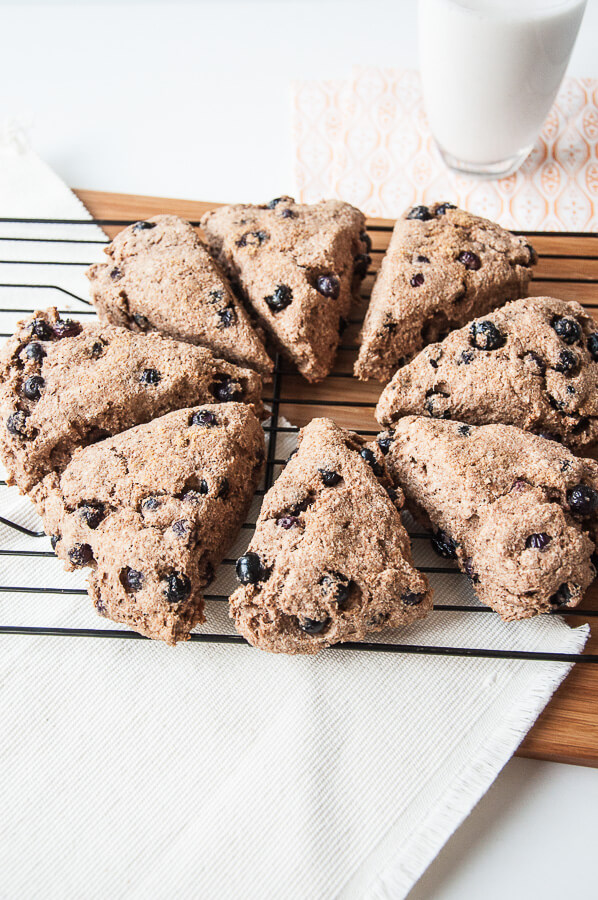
[0, 137, 589, 899]
[293, 67, 598, 231]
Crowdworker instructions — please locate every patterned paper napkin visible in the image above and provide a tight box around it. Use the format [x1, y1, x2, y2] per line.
[293, 67, 598, 231]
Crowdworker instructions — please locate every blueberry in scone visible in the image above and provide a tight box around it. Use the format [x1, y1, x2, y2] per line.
[201, 197, 370, 382]
[381, 416, 598, 621]
[355, 202, 536, 382]
[376, 297, 598, 449]
[229, 417, 432, 654]
[30, 404, 265, 644]
[87, 214, 273, 375]
[0, 307, 264, 493]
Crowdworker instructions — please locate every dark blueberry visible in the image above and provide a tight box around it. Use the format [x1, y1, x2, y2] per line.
[285, 448, 298, 465]
[217, 477, 229, 500]
[377, 434, 394, 455]
[587, 333, 598, 361]
[29, 318, 53, 341]
[435, 202, 456, 215]
[549, 583, 573, 607]
[50, 535, 60, 550]
[457, 250, 482, 270]
[110, 267, 123, 280]
[320, 573, 352, 608]
[164, 572, 191, 604]
[210, 375, 243, 402]
[315, 274, 340, 299]
[91, 341, 105, 359]
[416, 255, 430, 263]
[560, 459, 572, 472]
[78, 502, 105, 530]
[277, 515, 300, 529]
[53, 318, 82, 339]
[172, 519, 191, 537]
[121, 567, 144, 592]
[319, 468, 342, 487]
[552, 316, 581, 345]
[267, 197, 286, 208]
[236, 230, 269, 248]
[470, 321, 505, 351]
[457, 349, 475, 365]
[6, 411, 28, 438]
[429, 358, 438, 368]
[25, 342, 46, 361]
[68, 543, 93, 567]
[431, 530, 457, 559]
[406, 205, 433, 221]
[191, 409, 217, 428]
[298, 617, 329, 635]
[402, 591, 424, 606]
[289, 497, 312, 515]
[209, 289, 224, 304]
[410, 272, 425, 287]
[525, 532, 552, 550]
[554, 349, 578, 374]
[524, 242, 538, 266]
[280, 208, 295, 218]
[567, 484, 598, 516]
[217, 304, 237, 328]
[359, 447, 383, 477]
[22, 375, 44, 401]
[133, 313, 150, 330]
[360, 230, 372, 252]
[95, 599, 107, 616]
[458, 424, 471, 436]
[525, 351, 546, 374]
[353, 253, 371, 278]
[566, 385, 576, 395]
[142, 495, 161, 512]
[139, 368, 161, 386]
[236, 552, 266, 585]
[265, 284, 293, 313]
[132, 220, 156, 231]
[383, 319, 397, 335]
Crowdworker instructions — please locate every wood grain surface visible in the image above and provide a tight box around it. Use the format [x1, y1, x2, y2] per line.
[75, 188, 598, 768]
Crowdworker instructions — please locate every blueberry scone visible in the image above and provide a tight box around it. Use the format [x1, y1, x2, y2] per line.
[229, 417, 432, 654]
[0, 308, 264, 492]
[201, 196, 370, 382]
[381, 416, 598, 621]
[87, 214, 273, 375]
[31, 404, 265, 644]
[376, 297, 598, 449]
[355, 203, 536, 382]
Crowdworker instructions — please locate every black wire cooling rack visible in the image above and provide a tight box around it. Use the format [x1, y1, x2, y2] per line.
[0, 214, 597, 663]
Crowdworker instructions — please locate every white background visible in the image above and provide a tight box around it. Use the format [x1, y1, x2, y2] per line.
[1, 1, 598, 898]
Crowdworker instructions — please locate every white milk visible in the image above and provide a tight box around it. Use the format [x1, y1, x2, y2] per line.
[419, 0, 587, 175]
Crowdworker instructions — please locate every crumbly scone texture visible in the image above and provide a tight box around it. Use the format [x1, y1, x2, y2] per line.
[376, 296, 598, 449]
[201, 196, 369, 382]
[0, 307, 264, 493]
[230, 417, 432, 654]
[30, 404, 265, 644]
[382, 416, 598, 621]
[87, 214, 273, 376]
[355, 202, 536, 383]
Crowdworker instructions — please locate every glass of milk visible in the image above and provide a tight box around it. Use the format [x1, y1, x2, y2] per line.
[419, 0, 588, 177]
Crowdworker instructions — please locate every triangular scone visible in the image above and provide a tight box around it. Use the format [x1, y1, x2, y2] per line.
[381, 416, 598, 621]
[201, 196, 369, 382]
[376, 297, 598, 449]
[31, 404, 265, 644]
[0, 308, 264, 493]
[87, 214, 273, 375]
[229, 418, 432, 654]
[355, 203, 536, 382]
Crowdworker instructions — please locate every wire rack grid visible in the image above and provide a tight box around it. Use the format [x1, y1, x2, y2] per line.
[0, 214, 597, 664]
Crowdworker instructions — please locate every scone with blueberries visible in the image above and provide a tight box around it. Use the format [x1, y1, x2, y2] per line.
[355, 202, 536, 383]
[230, 417, 432, 654]
[376, 296, 598, 449]
[380, 416, 598, 621]
[201, 197, 370, 382]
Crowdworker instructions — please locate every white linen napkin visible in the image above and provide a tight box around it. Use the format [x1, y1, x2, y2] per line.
[0, 135, 589, 900]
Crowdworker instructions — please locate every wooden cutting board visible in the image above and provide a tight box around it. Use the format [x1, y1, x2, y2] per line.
[76, 188, 598, 768]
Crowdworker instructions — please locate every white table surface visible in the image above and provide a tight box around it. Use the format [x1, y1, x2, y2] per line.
[2, 2, 598, 898]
